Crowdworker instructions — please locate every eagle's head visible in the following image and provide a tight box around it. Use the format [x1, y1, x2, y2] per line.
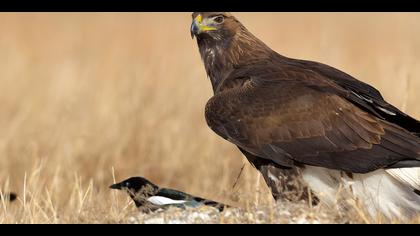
[191, 12, 273, 92]
[190, 12, 240, 40]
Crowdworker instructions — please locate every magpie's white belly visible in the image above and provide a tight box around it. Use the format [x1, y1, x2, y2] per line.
[301, 165, 420, 219]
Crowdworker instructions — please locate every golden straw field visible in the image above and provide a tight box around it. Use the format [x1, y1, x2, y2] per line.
[0, 13, 419, 223]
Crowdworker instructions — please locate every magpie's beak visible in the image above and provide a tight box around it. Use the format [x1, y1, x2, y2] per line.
[109, 183, 122, 190]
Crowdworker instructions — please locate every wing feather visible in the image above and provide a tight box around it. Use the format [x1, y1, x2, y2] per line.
[206, 74, 420, 173]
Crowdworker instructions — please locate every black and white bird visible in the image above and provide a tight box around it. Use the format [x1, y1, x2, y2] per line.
[110, 177, 227, 212]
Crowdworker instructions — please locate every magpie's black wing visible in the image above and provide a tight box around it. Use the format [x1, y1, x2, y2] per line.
[157, 188, 193, 201]
[157, 188, 227, 211]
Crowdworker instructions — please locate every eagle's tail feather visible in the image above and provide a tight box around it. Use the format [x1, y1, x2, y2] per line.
[302, 166, 420, 219]
[386, 168, 420, 193]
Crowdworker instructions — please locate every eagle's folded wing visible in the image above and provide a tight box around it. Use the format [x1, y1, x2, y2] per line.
[205, 74, 420, 174]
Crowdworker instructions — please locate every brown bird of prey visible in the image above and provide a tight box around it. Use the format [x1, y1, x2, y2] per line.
[190, 12, 420, 219]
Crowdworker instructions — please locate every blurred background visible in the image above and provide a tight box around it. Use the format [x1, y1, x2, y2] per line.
[0, 13, 419, 223]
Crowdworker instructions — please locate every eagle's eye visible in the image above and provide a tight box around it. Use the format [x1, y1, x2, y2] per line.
[213, 15, 224, 24]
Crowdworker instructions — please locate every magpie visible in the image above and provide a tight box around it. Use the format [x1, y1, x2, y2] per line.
[110, 177, 228, 212]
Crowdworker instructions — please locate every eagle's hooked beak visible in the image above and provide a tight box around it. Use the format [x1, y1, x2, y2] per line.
[191, 14, 217, 39]
[191, 19, 200, 39]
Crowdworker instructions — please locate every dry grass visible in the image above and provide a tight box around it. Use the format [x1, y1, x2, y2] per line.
[0, 13, 419, 224]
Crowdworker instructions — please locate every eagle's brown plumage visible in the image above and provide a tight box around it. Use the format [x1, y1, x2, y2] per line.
[191, 13, 420, 202]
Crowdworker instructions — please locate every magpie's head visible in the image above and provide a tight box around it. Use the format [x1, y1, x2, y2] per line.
[110, 177, 159, 200]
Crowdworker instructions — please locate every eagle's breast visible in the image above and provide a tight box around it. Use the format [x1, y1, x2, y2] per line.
[205, 79, 256, 145]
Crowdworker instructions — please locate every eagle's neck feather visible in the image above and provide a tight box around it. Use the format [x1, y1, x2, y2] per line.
[198, 26, 273, 93]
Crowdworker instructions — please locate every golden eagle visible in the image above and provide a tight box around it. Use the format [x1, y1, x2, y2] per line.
[191, 12, 420, 218]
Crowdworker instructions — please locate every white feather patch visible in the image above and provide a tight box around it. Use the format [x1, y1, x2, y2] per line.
[147, 196, 188, 206]
[302, 166, 420, 219]
[301, 166, 340, 204]
[386, 168, 420, 190]
[376, 106, 397, 115]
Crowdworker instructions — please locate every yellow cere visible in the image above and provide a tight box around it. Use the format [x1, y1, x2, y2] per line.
[195, 14, 203, 23]
[195, 14, 217, 32]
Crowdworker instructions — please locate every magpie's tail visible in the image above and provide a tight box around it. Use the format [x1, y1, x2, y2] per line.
[200, 199, 229, 212]
[192, 195, 229, 211]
